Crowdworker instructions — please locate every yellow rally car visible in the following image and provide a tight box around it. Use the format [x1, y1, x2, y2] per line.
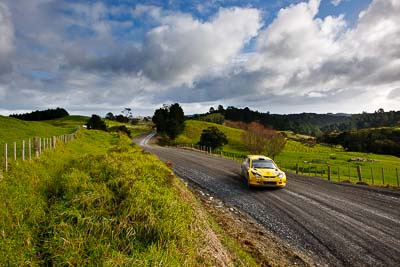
[241, 155, 286, 188]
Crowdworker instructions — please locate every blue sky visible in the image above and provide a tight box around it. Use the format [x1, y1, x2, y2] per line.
[1, 0, 399, 116]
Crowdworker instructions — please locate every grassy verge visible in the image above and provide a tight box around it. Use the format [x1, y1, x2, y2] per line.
[175, 120, 400, 187]
[0, 129, 256, 265]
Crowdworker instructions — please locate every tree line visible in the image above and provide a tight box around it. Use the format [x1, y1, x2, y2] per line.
[10, 108, 69, 121]
[319, 128, 400, 157]
[196, 106, 400, 136]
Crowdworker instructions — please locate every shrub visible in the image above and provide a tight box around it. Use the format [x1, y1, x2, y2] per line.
[86, 114, 107, 131]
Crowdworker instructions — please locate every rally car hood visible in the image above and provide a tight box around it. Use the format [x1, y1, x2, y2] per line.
[251, 168, 281, 176]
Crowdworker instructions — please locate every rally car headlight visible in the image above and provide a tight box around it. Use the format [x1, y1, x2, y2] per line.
[251, 171, 262, 178]
[278, 172, 285, 178]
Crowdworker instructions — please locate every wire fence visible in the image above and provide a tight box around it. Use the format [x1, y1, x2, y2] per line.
[174, 144, 400, 187]
[1, 131, 77, 173]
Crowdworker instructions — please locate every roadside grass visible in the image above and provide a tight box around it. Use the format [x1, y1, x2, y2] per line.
[176, 120, 400, 187]
[0, 129, 256, 265]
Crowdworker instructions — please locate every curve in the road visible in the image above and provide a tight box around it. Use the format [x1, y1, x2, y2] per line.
[138, 133, 400, 267]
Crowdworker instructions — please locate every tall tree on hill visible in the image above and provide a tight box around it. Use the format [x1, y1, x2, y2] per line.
[152, 103, 184, 140]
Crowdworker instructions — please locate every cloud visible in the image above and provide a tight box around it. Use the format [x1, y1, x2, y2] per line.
[236, 0, 400, 101]
[0, 3, 14, 75]
[1, 0, 400, 116]
[331, 0, 342, 6]
[67, 6, 262, 88]
[388, 88, 400, 99]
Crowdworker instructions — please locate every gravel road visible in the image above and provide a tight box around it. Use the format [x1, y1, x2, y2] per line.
[137, 133, 400, 266]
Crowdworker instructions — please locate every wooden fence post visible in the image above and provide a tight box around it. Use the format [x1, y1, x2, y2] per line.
[381, 168, 385, 185]
[28, 138, 31, 160]
[357, 165, 362, 182]
[34, 138, 39, 158]
[52, 136, 56, 148]
[328, 165, 331, 181]
[4, 143, 8, 172]
[13, 142, 16, 161]
[348, 165, 351, 180]
[370, 168, 374, 185]
[39, 138, 42, 154]
[22, 140, 25, 161]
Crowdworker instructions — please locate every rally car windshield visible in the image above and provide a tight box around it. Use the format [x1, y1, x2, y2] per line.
[252, 160, 276, 169]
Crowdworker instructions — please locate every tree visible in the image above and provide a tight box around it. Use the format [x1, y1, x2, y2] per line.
[264, 134, 287, 160]
[198, 127, 228, 150]
[105, 112, 115, 120]
[242, 122, 275, 154]
[152, 103, 185, 140]
[122, 108, 133, 118]
[115, 114, 129, 123]
[242, 122, 286, 158]
[86, 114, 107, 131]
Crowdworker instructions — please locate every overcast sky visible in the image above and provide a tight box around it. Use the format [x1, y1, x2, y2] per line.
[0, 0, 399, 116]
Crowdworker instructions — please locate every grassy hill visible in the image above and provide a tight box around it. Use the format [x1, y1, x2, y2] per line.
[177, 120, 400, 186]
[0, 129, 255, 265]
[43, 115, 88, 128]
[175, 120, 248, 153]
[0, 115, 79, 146]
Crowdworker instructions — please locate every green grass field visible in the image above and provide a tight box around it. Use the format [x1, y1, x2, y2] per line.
[0, 129, 255, 266]
[0, 115, 78, 145]
[176, 120, 400, 187]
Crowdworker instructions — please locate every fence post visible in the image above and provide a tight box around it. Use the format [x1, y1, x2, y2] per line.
[370, 168, 374, 185]
[381, 168, 385, 185]
[357, 165, 362, 182]
[348, 165, 351, 180]
[39, 138, 42, 154]
[4, 143, 7, 172]
[28, 138, 31, 160]
[52, 136, 56, 148]
[328, 165, 331, 181]
[296, 163, 299, 174]
[13, 142, 16, 161]
[22, 140, 25, 161]
[34, 138, 39, 158]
